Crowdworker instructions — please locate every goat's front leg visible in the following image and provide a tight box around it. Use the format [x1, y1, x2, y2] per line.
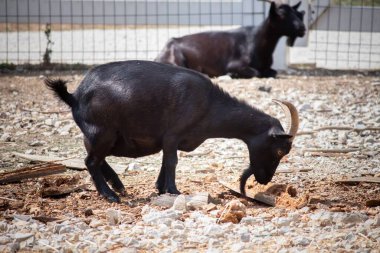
[156, 139, 180, 194]
[226, 60, 259, 79]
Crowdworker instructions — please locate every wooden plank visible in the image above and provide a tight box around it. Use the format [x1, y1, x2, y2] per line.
[277, 167, 313, 173]
[303, 148, 360, 154]
[218, 179, 276, 206]
[0, 163, 66, 184]
[12, 152, 126, 175]
[336, 177, 380, 184]
[40, 184, 88, 198]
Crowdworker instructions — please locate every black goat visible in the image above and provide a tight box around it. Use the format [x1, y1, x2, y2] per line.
[45, 60, 299, 203]
[155, 1, 305, 78]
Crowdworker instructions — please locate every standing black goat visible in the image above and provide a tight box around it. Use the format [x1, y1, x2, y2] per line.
[45, 60, 299, 203]
[155, 1, 305, 78]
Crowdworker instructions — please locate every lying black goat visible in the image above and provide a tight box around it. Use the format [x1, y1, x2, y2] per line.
[155, 1, 305, 78]
[45, 60, 299, 202]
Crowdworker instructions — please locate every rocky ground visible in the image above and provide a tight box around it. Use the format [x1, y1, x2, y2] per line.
[0, 71, 380, 252]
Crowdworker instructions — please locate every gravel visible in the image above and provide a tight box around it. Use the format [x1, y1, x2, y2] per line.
[0, 73, 380, 251]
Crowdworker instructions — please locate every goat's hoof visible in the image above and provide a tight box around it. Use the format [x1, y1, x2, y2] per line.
[114, 186, 127, 196]
[167, 188, 181, 195]
[103, 193, 120, 203]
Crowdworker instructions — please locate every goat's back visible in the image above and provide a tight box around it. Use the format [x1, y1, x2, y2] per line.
[72, 60, 213, 136]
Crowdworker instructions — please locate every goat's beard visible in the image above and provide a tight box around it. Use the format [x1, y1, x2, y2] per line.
[287, 36, 297, 47]
[240, 167, 252, 196]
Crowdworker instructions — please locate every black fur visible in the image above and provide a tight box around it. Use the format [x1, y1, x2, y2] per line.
[155, 2, 305, 78]
[45, 60, 293, 202]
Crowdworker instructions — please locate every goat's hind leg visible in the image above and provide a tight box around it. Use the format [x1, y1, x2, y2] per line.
[101, 161, 126, 196]
[84, 133, 120, 203]
[85, 155, 120, 203]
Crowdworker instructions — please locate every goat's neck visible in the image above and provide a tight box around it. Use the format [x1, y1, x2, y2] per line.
[253, 20, 282, 57]
[205, 102, 273, 140]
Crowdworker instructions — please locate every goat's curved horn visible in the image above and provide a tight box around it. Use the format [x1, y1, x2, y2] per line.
[272, 99, 299, 141]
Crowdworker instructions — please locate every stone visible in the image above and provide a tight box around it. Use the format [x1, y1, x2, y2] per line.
[240, 216, 258, 226]
[0, 221, 8, 232]
[217, 200, 246, 224]
[374, 215, 380, 227]
[106, 208, 121, 225]
[13, 233, 34, 242]
[272, 217, 293, 227]
[341, 213, 368, 224]
[0, 133, 12, 142]
[44, 118, 55, 126]
[89, 219, 103, 228]
[172, 194, 187, 211]
[293, 236, 311, 246]
[204, 224, 224, 238]
[230, 242, 246, 252]
[59, 225, 74, 234]
[142, 209, 180, 225]
[186, 192, 210, 210]
[13, 214, 32, 221]
[0, 235, 11, 244]
[240, 233, 250, 242]
[29, 140, 45, 147]
[128, 162, 139, 171]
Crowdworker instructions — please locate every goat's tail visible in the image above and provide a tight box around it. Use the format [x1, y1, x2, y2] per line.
[44, 78, 77, 108]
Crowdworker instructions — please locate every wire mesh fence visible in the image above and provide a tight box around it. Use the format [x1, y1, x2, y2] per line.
[289, 0, 380, 69]
[0, 0, 266, 65]
[0, 0, 379, 70]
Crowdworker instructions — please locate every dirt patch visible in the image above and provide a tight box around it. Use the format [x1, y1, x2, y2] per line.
[1, 72, 379, 225]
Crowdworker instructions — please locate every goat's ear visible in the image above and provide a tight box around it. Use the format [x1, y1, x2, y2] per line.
[269, 2, 279, 17]
[292, 1, 302, 10]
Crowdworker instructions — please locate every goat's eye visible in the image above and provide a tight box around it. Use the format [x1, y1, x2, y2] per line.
[277, 150, 284, 157]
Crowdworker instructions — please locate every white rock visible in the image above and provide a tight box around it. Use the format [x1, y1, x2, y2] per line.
[29, 140, 46, 147]
[13, 233, 34, 242]
[44, 118, 55, 126]
[309, 210, 334, 226]
[207, 238, 222, 250]
[0, 221, 8, 232]
[0, 133, 12, 142]
[0, 236, 11, 244]
[299, 103, 312, 112]
[8, 242, 20, 253]
[204, 224, 223, 238]
[341, 213, 368, 224]
[14, 214, 32, 221]
[217, 75, 232, 81]
[374, 215, 380, 227]
[272, 217, 292, 227]
[171, 221, 185, 230]
[172, 195, 187, 211]
[239, 216, 258, 226]
[59, 225, 74, 234]
[142, 209, 180, 225]
[89, 219, 103, 228]
[128, 162, 139, 171]
[293, 236, 311, 246]
[106, 209, 121, 226]
[240, 233, 250, 242]
[230, 242, 246, 252]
